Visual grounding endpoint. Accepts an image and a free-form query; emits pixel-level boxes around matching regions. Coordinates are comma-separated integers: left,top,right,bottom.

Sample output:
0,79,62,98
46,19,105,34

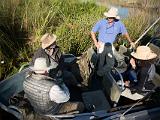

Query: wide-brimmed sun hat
131,46,157,60
41,33,57,49
104,7,120,19
30,58,54,73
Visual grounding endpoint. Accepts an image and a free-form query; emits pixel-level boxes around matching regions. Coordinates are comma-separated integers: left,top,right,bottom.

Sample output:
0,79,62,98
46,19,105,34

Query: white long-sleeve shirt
49,83,70,103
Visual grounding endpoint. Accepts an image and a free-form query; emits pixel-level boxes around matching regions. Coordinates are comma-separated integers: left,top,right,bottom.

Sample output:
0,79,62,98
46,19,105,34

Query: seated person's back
24,58,84,115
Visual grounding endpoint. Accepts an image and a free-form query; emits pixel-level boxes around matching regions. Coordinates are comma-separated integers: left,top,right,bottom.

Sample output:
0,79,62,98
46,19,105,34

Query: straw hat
30,58,54,73
104,7,120,19
131,46,157,60
41,33,57,49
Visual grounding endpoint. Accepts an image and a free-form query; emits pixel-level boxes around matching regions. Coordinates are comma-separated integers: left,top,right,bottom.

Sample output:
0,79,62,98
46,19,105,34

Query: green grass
0,0,105,79
55,2,105,55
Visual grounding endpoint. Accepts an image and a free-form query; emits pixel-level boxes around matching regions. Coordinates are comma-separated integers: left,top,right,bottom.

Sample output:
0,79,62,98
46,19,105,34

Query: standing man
91,7,134,76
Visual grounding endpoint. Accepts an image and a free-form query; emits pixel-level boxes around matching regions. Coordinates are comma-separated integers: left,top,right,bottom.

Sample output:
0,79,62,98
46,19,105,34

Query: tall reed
0,0,105,79
55,1,105,55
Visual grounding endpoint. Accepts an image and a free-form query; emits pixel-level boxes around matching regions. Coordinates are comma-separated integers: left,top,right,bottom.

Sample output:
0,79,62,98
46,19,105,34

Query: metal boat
0,39,160,120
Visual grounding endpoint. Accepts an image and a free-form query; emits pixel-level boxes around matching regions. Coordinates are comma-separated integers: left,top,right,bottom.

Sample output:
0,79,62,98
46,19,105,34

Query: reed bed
0,0,105,79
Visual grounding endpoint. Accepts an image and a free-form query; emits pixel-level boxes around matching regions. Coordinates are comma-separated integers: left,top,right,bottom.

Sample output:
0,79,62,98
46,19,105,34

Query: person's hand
130,42,135,48
95,42,100,49
130,58,136,69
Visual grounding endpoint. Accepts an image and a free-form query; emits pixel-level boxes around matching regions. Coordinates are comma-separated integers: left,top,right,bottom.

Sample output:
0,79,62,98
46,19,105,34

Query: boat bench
82,90,111,112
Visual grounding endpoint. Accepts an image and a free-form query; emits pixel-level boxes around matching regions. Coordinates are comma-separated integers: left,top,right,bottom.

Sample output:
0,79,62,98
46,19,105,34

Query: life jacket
23,74,60,114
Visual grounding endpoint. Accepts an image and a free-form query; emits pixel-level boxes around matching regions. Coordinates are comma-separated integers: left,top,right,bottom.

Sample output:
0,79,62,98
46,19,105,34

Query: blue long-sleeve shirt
91,19,127,43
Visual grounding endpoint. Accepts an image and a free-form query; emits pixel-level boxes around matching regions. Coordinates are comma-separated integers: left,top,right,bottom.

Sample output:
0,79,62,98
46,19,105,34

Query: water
96,1,129,19
96,0,160,20
108,5,129,19
80,0,129,18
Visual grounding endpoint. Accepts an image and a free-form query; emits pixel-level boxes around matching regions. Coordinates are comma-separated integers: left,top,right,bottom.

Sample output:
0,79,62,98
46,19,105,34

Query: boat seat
103,72,122,104
121,88,144,100
82,90,111,112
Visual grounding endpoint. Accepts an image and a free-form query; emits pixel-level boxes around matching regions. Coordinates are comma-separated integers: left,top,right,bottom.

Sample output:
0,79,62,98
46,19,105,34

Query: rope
120,86,157,118
134,17,160,45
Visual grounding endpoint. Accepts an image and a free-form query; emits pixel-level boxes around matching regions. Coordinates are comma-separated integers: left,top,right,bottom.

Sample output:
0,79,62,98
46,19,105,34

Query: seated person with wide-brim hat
30,33,83,88
121,46,157,100
24,58,84,115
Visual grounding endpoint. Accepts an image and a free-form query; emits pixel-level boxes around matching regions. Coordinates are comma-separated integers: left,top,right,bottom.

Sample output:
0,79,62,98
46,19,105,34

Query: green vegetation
0,0,158,79
103,0,160,8
0,0,105,79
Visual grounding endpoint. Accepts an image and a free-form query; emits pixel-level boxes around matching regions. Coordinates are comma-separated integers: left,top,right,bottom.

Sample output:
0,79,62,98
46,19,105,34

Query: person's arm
49,84,70,103
91,32,100,48
91,20,101,48
130,58,136,69
124,33,135,48
120,21,135,47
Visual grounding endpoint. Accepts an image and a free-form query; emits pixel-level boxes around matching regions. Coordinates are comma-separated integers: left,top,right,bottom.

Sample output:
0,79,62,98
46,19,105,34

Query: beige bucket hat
131,46,157,60
30,58,54,73
41,33,57,49
104,7,120,19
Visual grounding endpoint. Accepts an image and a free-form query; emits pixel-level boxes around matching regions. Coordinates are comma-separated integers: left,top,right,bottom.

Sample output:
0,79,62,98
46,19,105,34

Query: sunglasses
46,44,56,50
49,45,56,49
107,17,115,19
